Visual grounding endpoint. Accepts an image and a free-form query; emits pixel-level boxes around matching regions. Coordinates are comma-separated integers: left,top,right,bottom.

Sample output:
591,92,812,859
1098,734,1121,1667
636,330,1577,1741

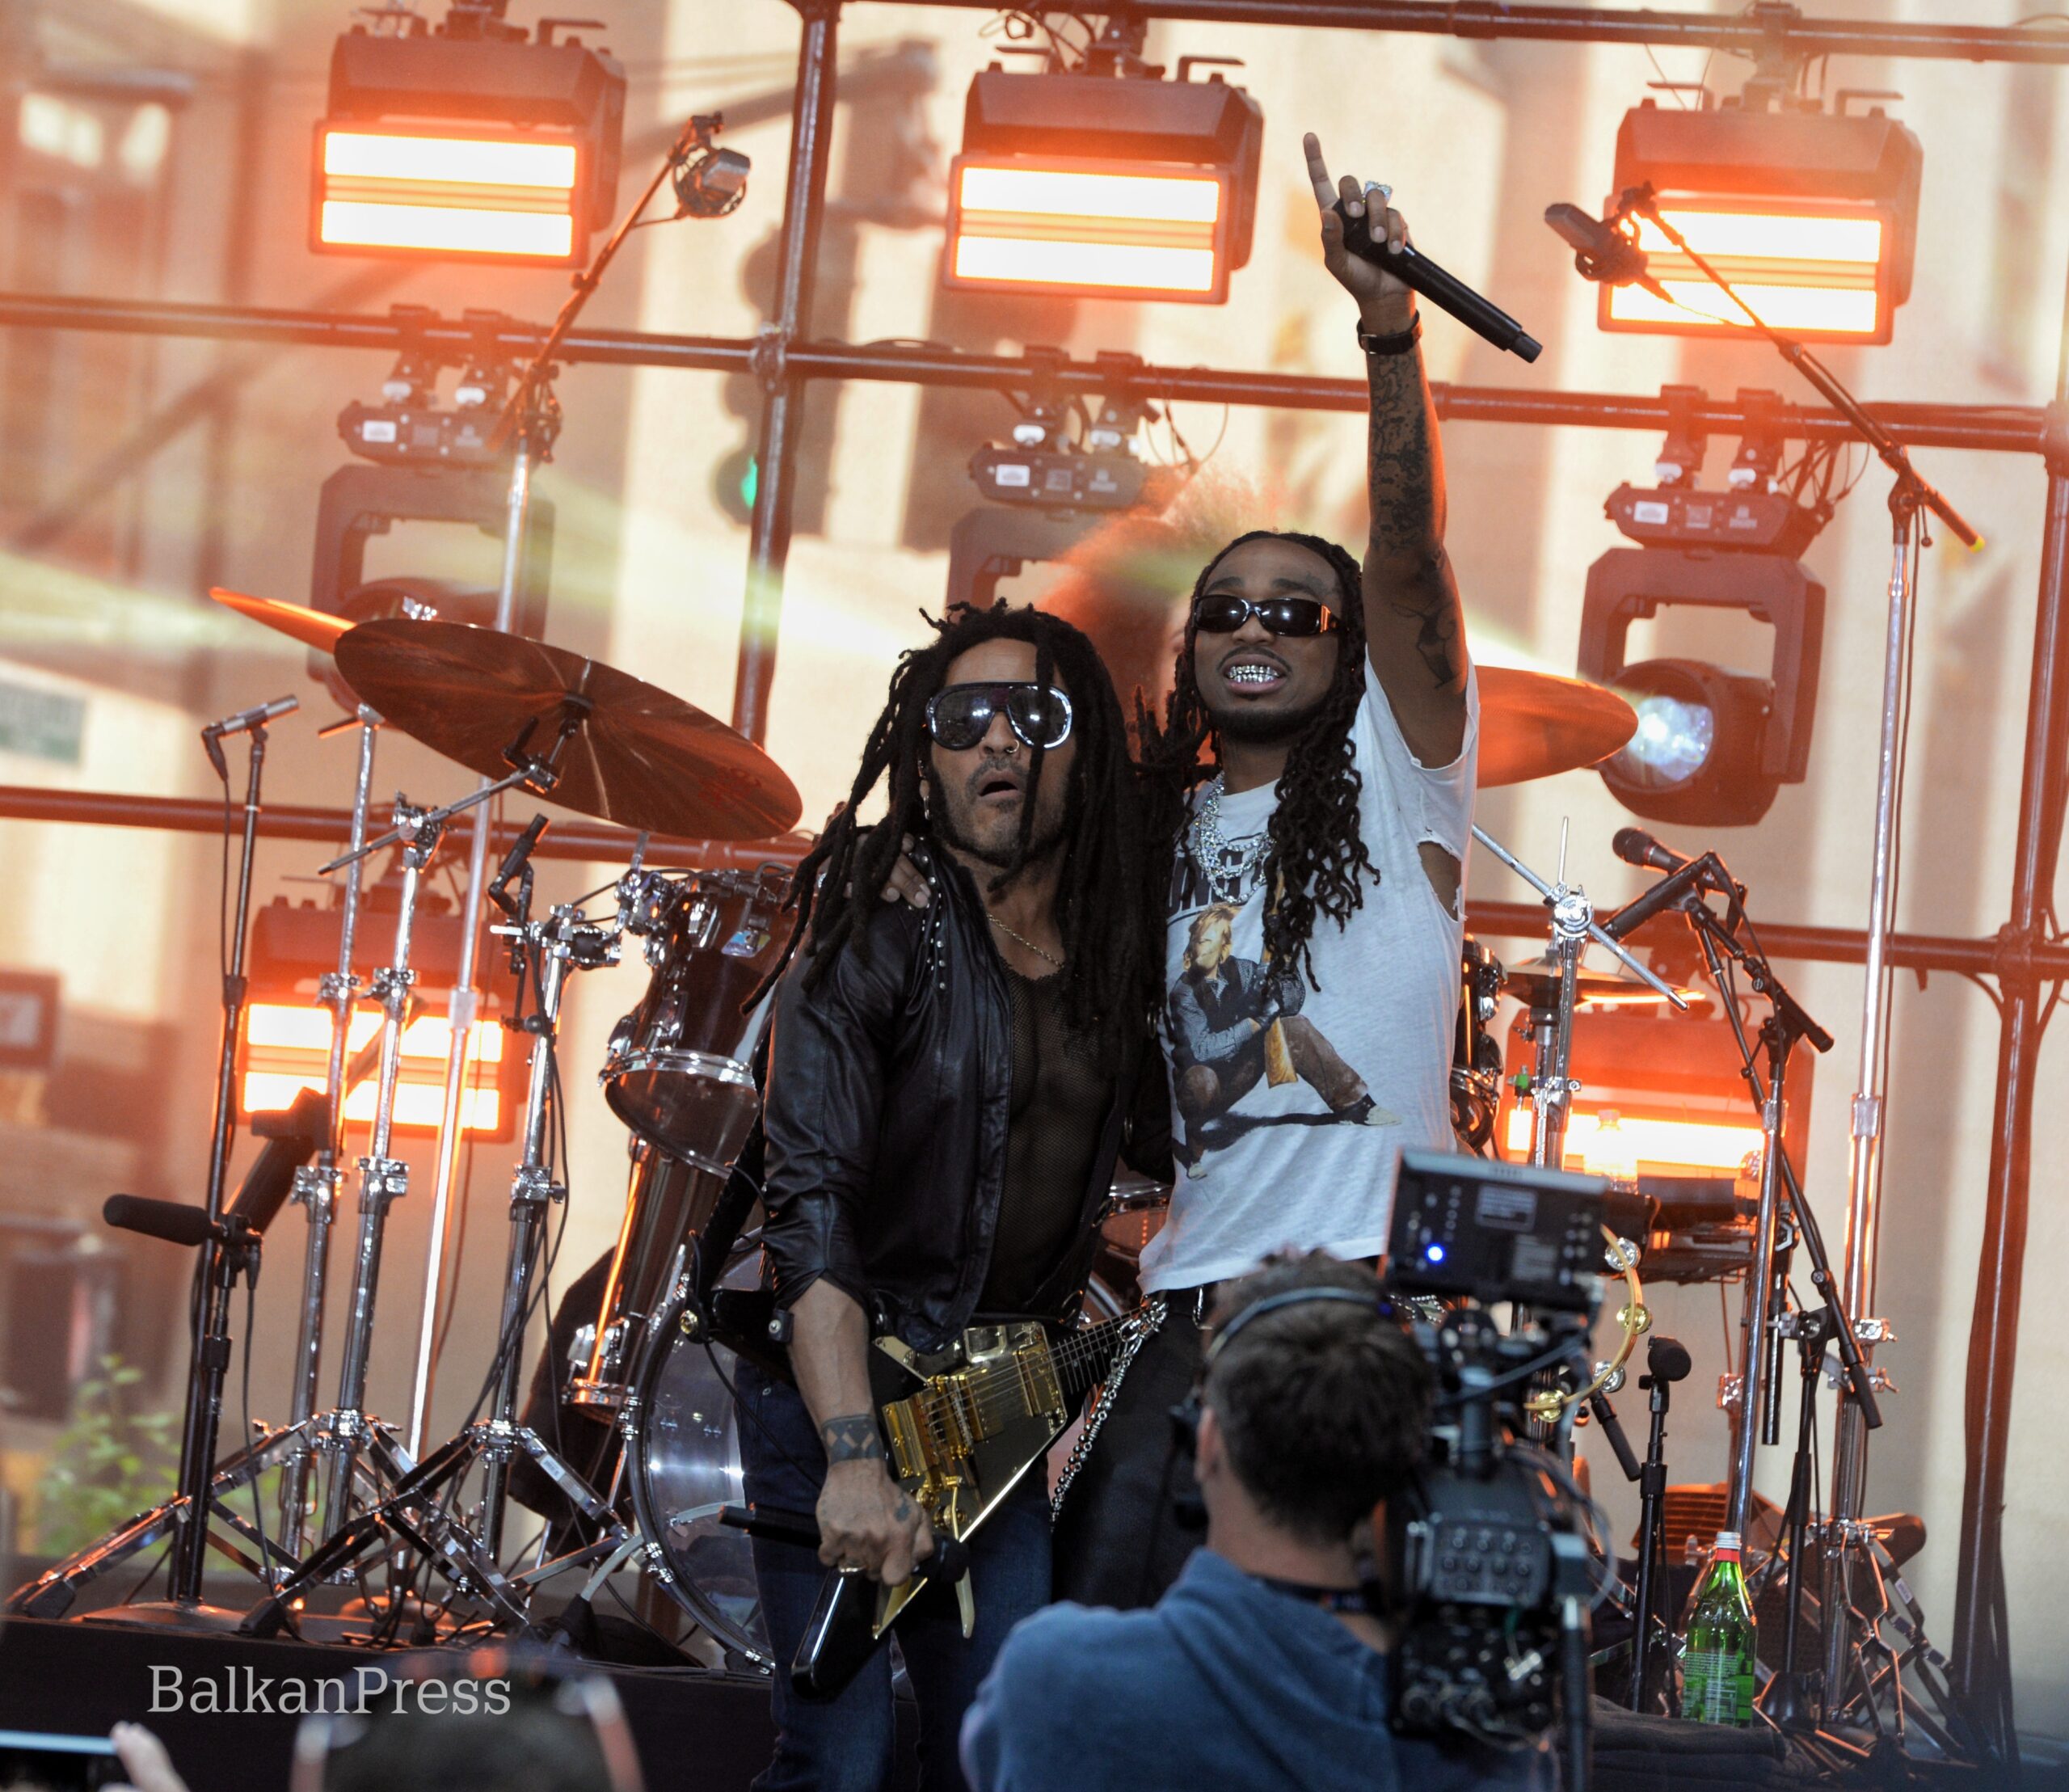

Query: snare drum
602,867,790,1174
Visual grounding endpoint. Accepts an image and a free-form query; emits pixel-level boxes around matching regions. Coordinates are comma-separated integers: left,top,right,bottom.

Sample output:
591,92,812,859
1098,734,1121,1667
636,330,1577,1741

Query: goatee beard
1209,689,1330,745
935,802,1068,875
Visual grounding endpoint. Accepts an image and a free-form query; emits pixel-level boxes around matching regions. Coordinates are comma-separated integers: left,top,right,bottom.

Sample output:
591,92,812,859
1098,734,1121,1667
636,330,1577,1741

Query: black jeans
735,1373,1053,1792
1051,1295,1208,1611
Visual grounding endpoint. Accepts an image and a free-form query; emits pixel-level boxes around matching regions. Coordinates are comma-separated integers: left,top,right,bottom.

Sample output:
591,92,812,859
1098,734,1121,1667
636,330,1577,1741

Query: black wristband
1356,314,1422,357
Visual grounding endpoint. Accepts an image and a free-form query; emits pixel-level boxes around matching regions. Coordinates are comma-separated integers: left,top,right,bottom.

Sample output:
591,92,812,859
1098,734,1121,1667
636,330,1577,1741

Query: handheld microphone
1612,827,1692,875
1543,202,1675,306
489,813,551,917
1333,200,1541,362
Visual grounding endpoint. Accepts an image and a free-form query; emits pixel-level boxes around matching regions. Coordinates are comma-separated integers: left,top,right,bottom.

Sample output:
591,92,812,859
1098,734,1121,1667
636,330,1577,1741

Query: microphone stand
1661,871,1885,1718
170,715,273,1613
1613,191,1977,1719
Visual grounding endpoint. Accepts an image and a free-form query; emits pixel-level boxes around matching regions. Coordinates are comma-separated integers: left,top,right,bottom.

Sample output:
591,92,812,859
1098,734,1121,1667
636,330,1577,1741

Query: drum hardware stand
1619,194,1980,1748
279,703,382,1557
402,111,743,1461
1468,822,1688,1167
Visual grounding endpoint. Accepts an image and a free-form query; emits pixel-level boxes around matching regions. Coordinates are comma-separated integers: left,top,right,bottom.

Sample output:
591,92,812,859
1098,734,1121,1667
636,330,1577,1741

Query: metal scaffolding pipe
0,783,807,871
9,782,2065,981
734,1,842,747
0,293,2047,454
889,0,2069,62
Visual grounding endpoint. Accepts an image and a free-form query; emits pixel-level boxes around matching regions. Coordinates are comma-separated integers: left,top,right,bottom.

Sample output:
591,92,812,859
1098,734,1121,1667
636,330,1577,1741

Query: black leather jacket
758,845,1169,1353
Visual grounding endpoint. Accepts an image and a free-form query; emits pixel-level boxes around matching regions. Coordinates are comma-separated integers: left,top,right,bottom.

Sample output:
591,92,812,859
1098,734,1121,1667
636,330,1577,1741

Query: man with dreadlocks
736,601,1167,1792
1049,136,1479,1612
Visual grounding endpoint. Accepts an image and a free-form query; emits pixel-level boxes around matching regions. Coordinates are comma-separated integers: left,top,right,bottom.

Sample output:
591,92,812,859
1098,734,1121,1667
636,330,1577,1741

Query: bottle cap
1714,1529,1742,1550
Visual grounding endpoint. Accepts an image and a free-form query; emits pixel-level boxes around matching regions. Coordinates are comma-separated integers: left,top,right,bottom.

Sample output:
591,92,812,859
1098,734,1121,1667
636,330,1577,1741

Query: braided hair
1139,529,1377,991
761,602,1161,1069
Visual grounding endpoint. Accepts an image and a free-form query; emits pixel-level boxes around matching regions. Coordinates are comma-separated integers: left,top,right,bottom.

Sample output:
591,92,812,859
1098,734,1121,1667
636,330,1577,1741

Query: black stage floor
0,1615,2029,1791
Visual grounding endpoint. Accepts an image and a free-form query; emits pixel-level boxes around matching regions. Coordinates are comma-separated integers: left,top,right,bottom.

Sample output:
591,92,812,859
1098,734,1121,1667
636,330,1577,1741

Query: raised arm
1304,133,1470,768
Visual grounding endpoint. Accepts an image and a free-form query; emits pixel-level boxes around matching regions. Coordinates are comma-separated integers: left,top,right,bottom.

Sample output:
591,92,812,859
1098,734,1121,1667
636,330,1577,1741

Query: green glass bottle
1681,1529,1757,1725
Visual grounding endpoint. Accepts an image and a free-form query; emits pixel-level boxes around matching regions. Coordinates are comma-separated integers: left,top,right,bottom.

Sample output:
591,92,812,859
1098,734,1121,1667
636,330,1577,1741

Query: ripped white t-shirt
1140,661,1478,1293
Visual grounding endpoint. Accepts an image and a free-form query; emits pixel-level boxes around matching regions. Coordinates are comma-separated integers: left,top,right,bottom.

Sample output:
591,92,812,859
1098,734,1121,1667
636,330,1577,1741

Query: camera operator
959,1252,1545,1791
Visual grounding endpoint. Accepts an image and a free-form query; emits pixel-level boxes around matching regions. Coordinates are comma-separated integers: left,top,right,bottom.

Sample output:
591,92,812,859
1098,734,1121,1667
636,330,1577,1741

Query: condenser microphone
203,694,299,740
103,1195,217,1248
1612,828,1692,875
1544,202,1675,306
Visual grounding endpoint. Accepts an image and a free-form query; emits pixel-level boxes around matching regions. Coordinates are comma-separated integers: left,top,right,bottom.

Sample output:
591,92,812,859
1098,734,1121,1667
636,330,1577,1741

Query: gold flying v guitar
791,1301,1161,1698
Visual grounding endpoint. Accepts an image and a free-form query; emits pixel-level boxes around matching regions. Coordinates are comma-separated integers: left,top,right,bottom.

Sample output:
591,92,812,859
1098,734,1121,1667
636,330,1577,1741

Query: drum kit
8,588,1705,1664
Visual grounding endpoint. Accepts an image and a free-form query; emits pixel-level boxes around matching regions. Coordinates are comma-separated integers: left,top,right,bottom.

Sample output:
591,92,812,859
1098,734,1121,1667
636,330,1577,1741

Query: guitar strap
1050,1294,1167,1517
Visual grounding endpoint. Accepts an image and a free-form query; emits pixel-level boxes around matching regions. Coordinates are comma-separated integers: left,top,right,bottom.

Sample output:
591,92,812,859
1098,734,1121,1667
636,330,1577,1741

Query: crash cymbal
1503,951,1703,1010
1479,667,1637,787
209,587,352,655
335,618,803,841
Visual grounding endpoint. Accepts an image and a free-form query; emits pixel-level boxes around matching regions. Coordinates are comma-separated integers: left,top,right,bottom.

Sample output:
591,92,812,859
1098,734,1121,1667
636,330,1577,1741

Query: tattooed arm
1304,133,1471,768
791,1279,934,1583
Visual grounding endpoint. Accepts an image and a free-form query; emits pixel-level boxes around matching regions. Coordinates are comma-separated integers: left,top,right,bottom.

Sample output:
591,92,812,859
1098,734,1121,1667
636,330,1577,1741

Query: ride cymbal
1478,667,1637,787
335,618,803,841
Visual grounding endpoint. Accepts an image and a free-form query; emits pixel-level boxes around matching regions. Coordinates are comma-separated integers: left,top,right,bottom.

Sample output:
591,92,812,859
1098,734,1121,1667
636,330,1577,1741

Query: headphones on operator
1169,1285,1400,1463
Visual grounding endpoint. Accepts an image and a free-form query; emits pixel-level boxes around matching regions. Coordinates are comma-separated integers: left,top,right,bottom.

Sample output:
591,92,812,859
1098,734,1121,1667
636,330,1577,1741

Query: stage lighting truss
1578,545,1826,829
311,7,626,267
1600,95,1922,344
945,60,1263,304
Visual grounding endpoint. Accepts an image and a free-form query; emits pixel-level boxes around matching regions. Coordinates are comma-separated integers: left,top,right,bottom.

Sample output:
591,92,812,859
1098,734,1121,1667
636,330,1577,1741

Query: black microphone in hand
1612,827,1692,875
1332,199,1541,362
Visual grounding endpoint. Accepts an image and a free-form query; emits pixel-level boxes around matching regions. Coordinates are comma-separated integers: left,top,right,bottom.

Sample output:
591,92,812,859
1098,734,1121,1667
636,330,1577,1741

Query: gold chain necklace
988,913,1064,972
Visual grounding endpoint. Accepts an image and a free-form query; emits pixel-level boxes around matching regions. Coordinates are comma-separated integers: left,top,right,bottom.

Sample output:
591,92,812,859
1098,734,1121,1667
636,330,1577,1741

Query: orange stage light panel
1600,204,1894,344
946,156,1232,302
312,124,584,265
240,1000,510,1138
1502,1108,1766,1177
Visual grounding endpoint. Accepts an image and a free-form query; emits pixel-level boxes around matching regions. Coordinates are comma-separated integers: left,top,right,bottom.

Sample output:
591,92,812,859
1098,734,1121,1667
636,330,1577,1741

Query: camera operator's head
1198,1252,1434,1551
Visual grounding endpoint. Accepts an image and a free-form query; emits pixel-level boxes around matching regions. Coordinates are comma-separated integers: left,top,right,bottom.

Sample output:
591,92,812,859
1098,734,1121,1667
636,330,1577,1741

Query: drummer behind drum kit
11,585,1726,1669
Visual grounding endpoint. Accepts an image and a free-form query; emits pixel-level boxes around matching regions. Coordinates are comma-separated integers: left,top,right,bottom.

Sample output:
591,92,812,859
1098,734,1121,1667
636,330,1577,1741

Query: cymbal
1503,951,1703,1010
335,618,803,841
209,587,352,655
1479,667,1636,787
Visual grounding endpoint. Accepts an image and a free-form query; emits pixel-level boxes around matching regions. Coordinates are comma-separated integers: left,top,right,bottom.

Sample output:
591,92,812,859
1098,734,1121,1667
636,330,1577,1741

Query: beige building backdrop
0,0,2065,1739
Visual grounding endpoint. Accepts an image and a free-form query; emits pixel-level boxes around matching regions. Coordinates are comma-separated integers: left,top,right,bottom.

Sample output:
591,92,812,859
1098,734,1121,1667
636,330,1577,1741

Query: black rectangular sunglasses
925,681,1075,752
1191,593,1342,637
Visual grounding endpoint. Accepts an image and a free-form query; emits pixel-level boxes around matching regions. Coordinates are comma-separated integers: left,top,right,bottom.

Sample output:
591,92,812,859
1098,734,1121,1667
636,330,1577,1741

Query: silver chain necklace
1191,771,1235,869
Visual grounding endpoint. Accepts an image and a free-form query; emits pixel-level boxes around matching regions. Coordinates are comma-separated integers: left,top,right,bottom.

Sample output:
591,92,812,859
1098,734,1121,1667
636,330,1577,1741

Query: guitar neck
1044,1309,1135,1398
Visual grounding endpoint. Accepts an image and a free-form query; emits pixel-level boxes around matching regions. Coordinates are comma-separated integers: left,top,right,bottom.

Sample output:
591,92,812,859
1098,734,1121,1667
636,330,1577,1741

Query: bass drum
628,1254,1125,1668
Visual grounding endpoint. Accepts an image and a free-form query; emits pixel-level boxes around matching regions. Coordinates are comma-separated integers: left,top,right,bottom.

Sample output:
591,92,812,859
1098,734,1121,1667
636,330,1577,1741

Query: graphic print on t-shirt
1166,828,1399,1177
1139,664,1476,1295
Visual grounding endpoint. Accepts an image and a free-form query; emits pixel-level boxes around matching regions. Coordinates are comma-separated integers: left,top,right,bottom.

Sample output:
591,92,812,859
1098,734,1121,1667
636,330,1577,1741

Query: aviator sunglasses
1191,593,1342,638
925,681,1075,753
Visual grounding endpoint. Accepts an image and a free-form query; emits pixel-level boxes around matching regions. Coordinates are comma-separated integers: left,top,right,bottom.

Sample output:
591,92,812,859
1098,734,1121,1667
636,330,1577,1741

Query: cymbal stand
314,796,448,1533
279,705,380,1555
1469,823,1687,1166
477,865,622,1558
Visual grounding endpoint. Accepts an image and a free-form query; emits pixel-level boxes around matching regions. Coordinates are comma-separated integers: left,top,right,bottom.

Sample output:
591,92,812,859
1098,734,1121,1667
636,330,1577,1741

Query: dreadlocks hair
756,601,1162,1069
1139,529,1377,992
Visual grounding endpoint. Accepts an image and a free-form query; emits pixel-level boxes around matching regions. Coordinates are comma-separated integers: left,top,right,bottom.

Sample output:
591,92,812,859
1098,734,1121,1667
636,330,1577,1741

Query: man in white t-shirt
1052,133,1478,1609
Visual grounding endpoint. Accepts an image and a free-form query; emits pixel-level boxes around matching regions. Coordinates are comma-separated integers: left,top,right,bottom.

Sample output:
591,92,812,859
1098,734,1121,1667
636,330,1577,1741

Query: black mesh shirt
978,964,1114,1315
